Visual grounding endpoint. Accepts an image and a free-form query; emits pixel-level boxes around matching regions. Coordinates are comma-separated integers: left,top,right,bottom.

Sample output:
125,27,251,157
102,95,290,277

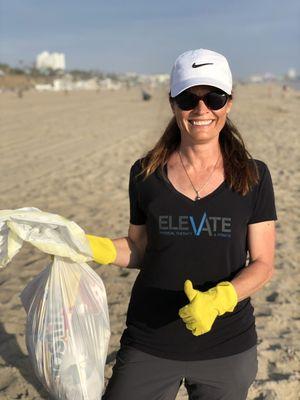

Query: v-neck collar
162,163,227,204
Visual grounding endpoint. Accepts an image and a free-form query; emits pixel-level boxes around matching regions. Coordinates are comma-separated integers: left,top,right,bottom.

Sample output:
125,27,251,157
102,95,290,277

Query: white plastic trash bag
0,207,110,400
0,207,92,265
21,257,110,400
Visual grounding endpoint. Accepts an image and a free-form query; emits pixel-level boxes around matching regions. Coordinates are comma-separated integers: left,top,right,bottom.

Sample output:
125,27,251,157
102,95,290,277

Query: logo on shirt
158,212,231,238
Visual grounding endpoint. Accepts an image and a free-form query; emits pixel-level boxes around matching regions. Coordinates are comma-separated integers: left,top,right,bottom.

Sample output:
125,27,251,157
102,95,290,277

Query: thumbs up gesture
179,280,238,336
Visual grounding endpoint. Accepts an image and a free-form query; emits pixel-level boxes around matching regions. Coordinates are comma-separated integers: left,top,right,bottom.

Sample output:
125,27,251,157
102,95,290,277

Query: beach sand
0,84,299,399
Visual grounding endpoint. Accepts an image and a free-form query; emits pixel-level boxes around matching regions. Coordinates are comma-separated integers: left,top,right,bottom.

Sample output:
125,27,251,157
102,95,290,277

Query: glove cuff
212,281,238,316
86,235,117,265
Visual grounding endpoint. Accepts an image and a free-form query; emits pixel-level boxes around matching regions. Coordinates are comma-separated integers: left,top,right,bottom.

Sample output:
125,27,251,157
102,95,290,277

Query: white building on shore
287,68,297,80
36,51,66,71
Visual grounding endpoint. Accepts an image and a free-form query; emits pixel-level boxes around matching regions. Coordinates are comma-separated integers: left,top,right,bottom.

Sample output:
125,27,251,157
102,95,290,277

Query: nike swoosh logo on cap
192,62,214,68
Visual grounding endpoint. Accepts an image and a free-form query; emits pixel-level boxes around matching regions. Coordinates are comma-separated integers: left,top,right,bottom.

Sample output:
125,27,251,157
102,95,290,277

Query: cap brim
171,77,232,97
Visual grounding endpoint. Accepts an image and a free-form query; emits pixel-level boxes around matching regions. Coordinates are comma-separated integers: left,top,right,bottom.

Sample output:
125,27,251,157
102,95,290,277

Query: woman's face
170,85,232,144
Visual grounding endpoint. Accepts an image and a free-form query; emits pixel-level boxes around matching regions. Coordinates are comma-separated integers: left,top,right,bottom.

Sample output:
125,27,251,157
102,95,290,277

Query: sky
1,0,299,78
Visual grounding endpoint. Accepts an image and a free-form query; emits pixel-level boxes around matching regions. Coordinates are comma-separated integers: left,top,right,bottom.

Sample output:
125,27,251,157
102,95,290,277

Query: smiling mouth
189,119,213,126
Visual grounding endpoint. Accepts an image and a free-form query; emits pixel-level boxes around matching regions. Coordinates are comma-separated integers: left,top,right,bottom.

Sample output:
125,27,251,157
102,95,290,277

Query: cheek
215,110,228,122
173,109,190,125
213,111,228,131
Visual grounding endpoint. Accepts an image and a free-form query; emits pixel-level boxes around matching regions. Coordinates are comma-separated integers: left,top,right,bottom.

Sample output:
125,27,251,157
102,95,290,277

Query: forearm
111,237,143,269
230,260,274,302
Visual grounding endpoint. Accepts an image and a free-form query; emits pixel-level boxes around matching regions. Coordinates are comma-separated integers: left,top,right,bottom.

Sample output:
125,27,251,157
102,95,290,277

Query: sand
0,84,299,399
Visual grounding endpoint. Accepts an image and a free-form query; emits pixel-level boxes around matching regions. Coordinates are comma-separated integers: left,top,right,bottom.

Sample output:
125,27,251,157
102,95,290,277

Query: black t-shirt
120,158,277,360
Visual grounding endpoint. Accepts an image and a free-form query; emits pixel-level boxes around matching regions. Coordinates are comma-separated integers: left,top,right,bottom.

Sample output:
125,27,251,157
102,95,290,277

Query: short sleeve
248,162,277,224
129,162,147,225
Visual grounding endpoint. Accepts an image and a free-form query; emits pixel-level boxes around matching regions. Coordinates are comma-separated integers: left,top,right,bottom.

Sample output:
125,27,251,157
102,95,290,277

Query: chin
188,129,220,142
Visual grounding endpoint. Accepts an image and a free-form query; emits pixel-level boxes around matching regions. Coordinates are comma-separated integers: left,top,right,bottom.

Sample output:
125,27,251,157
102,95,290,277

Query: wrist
210,281,238,315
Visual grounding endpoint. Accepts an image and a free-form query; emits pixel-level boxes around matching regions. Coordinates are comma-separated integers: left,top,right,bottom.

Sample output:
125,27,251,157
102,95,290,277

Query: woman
87,49,277,400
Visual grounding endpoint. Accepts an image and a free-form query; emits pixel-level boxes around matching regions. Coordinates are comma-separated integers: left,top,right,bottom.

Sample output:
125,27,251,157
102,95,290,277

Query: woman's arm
231,220,276,302
112,224,147,268
178,220,276,336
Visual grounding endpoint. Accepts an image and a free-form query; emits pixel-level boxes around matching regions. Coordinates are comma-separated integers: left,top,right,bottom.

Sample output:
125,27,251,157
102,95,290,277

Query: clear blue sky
1,0,299,78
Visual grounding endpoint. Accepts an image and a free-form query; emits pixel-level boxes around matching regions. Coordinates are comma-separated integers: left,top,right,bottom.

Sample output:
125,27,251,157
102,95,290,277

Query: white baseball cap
170,49,232,97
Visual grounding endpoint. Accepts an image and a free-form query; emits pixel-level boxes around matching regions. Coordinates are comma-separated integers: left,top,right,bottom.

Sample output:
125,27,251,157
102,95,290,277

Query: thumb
184,280,198,302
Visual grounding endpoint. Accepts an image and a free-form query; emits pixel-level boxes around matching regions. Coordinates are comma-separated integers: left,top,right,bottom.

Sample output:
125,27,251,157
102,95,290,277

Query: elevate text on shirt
158,213,231,238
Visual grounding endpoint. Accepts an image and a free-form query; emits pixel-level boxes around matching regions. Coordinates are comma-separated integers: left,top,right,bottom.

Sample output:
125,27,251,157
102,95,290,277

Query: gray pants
102,345,258,400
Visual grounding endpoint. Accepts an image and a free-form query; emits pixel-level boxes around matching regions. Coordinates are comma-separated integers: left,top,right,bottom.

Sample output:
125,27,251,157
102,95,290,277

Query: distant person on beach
17,88,23,98
87,49,277,400
282,84,289,98
142,88,152,101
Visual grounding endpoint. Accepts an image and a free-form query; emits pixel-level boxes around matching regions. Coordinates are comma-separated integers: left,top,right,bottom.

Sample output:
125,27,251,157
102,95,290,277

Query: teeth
190,120,213,126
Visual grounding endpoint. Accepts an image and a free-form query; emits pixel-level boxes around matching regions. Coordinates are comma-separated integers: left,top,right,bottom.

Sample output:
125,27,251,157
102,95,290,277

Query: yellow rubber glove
86,234,117,265
179,280,238,336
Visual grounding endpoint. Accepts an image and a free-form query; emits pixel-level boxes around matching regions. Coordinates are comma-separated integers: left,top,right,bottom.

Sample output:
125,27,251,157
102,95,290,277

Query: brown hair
138,100,259,196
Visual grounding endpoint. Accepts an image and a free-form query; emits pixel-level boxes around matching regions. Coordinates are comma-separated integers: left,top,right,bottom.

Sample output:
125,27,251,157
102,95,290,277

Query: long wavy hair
138,96,259,196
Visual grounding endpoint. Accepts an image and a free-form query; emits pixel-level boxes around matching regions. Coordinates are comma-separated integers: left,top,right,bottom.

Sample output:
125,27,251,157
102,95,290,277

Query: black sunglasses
173,89,229,111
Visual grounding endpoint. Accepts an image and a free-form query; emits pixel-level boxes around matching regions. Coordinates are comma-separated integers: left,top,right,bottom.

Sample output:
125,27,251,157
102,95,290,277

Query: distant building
98,78,122,90
36,51,66,71
287,68,296,80
263,72,276,81
153,74,170,84
249,75,263,83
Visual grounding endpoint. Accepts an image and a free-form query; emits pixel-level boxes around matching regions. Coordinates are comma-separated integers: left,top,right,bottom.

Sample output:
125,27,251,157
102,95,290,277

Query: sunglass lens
205,92,228,110
174,92,198,110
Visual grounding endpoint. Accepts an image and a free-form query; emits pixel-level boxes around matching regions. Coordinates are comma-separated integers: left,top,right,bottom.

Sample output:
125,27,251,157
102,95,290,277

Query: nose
194,99,210,113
